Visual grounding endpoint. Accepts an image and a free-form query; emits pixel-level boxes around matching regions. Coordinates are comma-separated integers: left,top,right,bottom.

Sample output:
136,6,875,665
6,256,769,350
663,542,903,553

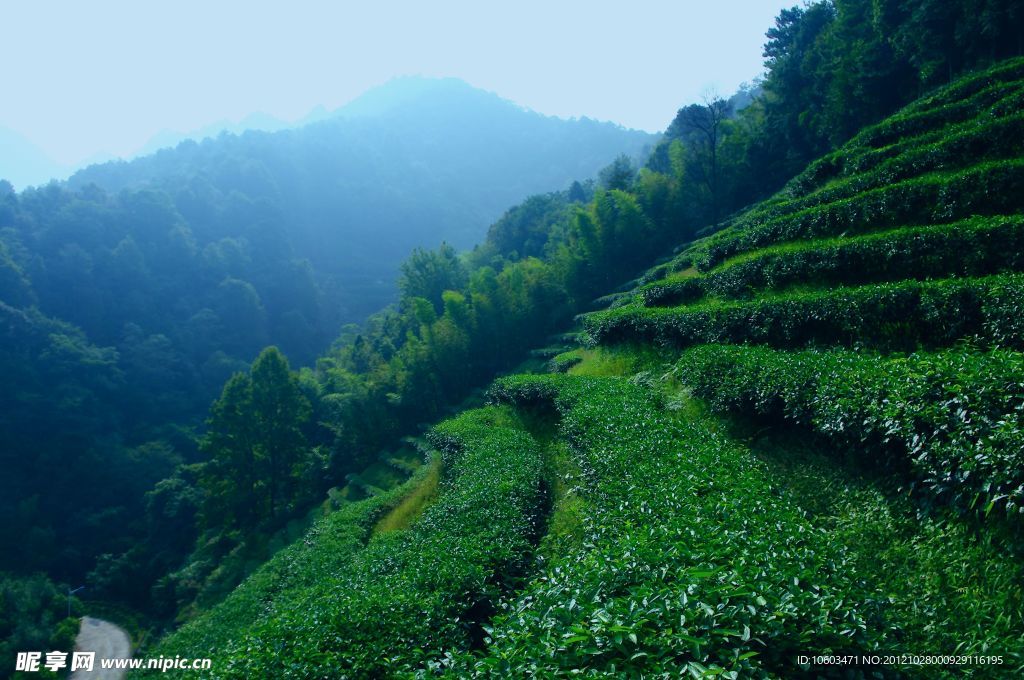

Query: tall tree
199,347,311,530
398,243,467,314
670,94,732,222
199,372,259,530
249,346,312,519
598,154,637,191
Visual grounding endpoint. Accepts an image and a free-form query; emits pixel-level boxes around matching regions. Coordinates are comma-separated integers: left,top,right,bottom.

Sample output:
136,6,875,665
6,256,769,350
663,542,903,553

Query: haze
1,0,791,168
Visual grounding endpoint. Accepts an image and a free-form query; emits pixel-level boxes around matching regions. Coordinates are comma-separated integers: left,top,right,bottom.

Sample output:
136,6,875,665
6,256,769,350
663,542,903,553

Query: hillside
141,58,1024,678
65,77,654,324
0,79,650,607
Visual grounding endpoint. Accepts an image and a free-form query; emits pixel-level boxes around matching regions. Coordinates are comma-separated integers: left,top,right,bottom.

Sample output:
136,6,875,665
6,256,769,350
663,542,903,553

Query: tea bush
471,375,878,676
588,274,1024,351
640,216,1024,306
691,159,1024,271
674,344,1024,525
146,407,544,677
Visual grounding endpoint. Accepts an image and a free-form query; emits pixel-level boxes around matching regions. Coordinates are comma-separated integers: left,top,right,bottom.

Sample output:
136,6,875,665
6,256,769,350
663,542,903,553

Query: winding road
70,616,132,680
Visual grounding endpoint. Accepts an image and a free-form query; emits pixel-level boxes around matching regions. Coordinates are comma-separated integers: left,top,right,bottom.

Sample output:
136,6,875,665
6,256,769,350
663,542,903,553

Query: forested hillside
0,78,650,635
135,1,1024,677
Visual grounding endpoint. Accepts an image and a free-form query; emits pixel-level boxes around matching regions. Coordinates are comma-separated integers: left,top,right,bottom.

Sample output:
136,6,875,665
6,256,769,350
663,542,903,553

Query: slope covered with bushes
560,56,1024,673
584,56,1024,524
140,55,1024,678
145,406,547,677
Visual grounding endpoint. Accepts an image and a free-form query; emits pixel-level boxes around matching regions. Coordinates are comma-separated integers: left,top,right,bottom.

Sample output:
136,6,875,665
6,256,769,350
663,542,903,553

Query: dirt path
70,616,132,680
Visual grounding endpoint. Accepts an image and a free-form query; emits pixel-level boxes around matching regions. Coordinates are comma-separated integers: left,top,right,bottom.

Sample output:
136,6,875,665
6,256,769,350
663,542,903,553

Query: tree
199,347,311,531
598,154,637,191
199,372,259,530
671,94,732,222
567,180,587,203
398,243,467,314
760,1,837,166
484,193,570,260
250,346,312,518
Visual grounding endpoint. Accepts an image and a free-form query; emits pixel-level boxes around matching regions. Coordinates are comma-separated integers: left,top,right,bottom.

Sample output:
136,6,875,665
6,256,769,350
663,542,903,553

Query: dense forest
4,0,1024,677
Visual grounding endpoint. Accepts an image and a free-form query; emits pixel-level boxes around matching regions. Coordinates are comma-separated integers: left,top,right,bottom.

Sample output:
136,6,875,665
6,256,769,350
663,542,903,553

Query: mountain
133,112,294,157
0,126,68,190
0,77,652,607
133,102,344,158
67,77,654,324
1,111,314,189
9,2,1022,673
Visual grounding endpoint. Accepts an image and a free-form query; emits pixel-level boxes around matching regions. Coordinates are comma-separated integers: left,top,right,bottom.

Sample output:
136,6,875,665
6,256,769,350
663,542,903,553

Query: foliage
753,0,1024,177
674,344,1024,525
640,216,1024,306
690,157,1024,271
0,84,649,610
468,374,1024,675
199,347,314,533
687,56,1024,271
0,573,80,680
142,465,429,667
149,407,545,677
475,191,581,262
788,80,1024,196
587,273,1024,352
398,243,467,314
9,1,1024,667
749,432,1024,672
597,154,637,191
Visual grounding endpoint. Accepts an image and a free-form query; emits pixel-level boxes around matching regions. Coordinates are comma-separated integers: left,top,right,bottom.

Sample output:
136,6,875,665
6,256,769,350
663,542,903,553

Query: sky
0,0,793,167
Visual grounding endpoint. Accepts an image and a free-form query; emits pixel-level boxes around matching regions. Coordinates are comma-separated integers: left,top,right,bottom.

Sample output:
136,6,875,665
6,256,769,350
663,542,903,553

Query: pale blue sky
0,0,793,166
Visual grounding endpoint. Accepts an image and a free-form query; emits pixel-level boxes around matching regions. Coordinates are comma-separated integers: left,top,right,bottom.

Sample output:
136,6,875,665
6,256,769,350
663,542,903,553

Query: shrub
193,406,545,677
144,465,431,669
641,216,1024,306
589,274,1024,352
691,159,1024,270
674,344,1024,525
472,375,882,676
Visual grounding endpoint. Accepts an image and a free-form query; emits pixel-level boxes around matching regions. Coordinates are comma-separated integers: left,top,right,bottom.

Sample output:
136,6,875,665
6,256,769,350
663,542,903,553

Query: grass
372,455,441,534
566,344,668,377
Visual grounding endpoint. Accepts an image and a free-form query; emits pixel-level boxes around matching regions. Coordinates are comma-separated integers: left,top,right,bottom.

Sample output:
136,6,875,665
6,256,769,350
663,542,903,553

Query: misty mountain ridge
132,105,341,158
130,78,518,162
65,76,655,322
2,77,648,191
1,106,333,189
139,76,647,156
4,74,653,380
0,75,652,599
0,126,68,190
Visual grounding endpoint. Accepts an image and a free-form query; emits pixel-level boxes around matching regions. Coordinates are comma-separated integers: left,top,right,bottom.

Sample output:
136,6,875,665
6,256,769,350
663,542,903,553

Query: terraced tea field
142,58,1024,678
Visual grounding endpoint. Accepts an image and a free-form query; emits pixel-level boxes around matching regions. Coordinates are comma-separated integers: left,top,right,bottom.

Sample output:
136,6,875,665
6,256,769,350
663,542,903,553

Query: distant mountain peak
0,126,68,190
335,76,520,120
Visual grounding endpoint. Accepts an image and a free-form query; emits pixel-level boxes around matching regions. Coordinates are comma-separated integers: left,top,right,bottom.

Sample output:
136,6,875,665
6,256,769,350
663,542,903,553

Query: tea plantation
569,57,1024,674
141,59,1024,677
